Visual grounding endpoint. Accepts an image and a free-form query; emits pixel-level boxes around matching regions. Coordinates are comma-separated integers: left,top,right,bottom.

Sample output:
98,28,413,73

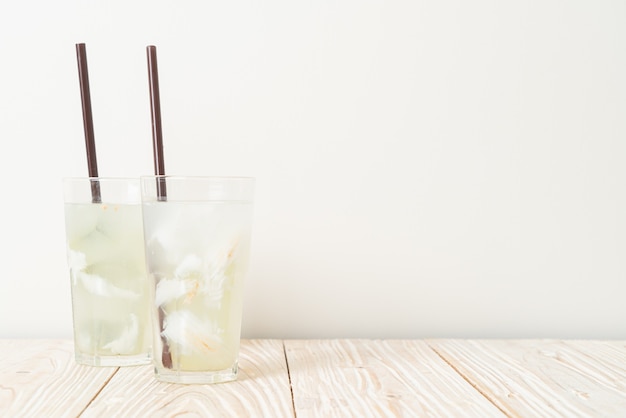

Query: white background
0,1,624,339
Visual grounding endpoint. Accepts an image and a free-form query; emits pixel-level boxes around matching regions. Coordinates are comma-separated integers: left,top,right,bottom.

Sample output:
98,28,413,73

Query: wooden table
1,339,625,417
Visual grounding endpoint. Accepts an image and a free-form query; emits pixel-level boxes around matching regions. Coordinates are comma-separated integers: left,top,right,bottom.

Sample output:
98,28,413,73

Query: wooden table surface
1,339,625,417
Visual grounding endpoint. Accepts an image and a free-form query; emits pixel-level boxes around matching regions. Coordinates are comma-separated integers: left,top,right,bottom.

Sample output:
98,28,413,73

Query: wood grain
82,339,294,417
284,339,505,417
429,339,626,418
0,339,117,418
4,339,626,417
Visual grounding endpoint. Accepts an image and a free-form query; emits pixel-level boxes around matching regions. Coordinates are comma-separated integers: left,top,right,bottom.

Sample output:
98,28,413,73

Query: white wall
1,1,624,339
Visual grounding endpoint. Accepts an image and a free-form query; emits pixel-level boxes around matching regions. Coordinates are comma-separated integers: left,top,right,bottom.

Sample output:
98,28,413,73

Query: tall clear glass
62,177,152,366
141,176,255,384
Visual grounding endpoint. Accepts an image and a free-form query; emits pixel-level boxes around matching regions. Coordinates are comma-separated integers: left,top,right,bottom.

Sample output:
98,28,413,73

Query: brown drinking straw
146,45,172,368
75,43,101,203
146,45,167,201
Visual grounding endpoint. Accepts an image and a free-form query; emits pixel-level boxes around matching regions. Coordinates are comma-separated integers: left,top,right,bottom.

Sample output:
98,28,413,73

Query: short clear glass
62,177,152,366
140,176,255,384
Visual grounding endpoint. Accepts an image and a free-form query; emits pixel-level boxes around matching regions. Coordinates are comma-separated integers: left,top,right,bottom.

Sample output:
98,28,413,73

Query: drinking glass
63,177,152,366
141,176,255,384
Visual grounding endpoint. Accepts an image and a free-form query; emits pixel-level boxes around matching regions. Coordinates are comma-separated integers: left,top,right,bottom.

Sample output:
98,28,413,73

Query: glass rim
139,175,255,181
63,176,140,182
139,175,255,202
64,176,255,181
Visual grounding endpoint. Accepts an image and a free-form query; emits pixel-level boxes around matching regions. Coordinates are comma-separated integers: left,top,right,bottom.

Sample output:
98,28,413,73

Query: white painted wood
429,339,626,418
285,339,505,417
4,339,626,417
82,339,294,417
0,339,117,417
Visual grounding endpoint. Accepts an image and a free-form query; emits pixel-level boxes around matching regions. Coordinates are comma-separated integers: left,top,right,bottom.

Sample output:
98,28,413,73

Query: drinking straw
75,43,101,203
146,45,167,200
146,45,172,368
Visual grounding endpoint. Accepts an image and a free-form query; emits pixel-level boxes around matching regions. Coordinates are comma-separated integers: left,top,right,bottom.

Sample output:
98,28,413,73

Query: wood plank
0,339,117,417
82,339,294,417
429,339,626,418
285,339,505,417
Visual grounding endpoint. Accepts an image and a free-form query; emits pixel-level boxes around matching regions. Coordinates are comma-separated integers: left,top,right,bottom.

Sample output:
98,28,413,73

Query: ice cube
161,310,221,355
155,278,198,306
175,254,204,280
102,314,139,354
204,238,240,287
77,270,140,299
67,250,87,285
154,254,206,306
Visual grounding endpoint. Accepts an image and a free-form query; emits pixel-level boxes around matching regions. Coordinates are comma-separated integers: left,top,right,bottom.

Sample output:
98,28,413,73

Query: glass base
155,362,239,384
75,351,151,367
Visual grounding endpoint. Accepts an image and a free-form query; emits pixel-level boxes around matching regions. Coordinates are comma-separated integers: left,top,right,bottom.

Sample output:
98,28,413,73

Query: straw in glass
147,44,172,368
75,43,101,203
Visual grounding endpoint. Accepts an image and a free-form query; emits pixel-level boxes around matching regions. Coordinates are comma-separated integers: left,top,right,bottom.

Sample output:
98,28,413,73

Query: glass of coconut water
141,176,255,384
62,177,152,366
